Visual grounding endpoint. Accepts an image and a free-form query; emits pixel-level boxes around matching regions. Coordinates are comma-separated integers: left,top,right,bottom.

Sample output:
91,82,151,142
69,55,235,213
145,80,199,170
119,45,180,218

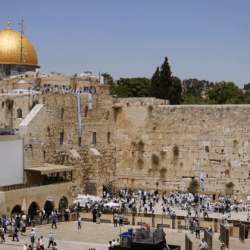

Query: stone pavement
0,220,249,250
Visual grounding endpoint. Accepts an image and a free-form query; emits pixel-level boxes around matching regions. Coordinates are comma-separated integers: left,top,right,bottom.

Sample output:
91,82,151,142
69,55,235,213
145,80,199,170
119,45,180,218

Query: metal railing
2,180,72,192
204,228,213,249
219,224,230,249
185,233,193,250
239,222,245,243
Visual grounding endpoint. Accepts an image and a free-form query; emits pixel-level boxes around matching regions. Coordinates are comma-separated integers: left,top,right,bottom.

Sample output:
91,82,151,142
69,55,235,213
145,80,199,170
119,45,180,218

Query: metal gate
204,228,213,249
239,222,245,243
185,234,193,250
219,224,230,248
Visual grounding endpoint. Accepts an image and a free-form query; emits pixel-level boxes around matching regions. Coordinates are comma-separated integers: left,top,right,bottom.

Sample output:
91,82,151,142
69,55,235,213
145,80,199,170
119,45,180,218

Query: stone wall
115,100,250,200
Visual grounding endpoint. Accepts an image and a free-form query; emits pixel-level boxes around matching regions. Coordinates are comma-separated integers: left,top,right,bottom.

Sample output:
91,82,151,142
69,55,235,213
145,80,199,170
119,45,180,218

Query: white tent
17,80,27,84
104,202,120,207
21,199,26,212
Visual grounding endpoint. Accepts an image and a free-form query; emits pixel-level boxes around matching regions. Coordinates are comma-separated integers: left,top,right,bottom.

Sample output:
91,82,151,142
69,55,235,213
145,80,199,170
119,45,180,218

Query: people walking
30,229,36,248
36,238,40,250
12,225,19,242
78,216,81,229
51,215,57,229
114,212,118,227
0,225,5,242
40,236,44,250
47,232,54,248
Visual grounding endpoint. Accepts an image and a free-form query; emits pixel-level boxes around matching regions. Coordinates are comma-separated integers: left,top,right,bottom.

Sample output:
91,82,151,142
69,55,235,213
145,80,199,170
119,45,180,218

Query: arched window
85,106,88,117
61,108,64,119
17,108,22,118
106,111,109,121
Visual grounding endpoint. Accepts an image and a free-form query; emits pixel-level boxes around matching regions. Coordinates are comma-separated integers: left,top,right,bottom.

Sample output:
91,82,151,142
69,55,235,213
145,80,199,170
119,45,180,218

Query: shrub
156,181,159,186
131,178,135,181
160,167,167,173
138,140,144,146
160,151,166,155
6,99,14,109
152,154,159,163
138,159,143,163
189,180,198,189
226,182,234,188
173,145,179,156
148,168,153,172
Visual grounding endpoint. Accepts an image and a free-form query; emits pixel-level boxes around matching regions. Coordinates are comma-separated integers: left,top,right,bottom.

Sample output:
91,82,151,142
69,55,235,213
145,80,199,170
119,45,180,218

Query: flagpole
198,162,201,230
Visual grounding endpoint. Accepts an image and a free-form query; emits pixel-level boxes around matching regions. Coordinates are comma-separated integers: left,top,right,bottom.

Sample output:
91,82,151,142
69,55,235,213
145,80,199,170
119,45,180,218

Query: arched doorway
11,205,22,215
44,200,54,215
58,196,68,212
17,108,22,118
28,202,39,218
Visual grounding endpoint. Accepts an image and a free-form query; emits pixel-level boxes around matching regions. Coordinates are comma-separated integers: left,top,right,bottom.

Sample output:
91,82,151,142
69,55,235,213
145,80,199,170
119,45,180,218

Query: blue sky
1,0,249,87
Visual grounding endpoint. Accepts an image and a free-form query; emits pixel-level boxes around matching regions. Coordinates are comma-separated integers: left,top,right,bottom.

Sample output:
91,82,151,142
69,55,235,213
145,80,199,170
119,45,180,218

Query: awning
25,164,73,175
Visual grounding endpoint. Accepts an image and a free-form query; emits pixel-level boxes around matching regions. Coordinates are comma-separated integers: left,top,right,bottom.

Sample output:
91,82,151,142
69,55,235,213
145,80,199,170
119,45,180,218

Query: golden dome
0,28,39,67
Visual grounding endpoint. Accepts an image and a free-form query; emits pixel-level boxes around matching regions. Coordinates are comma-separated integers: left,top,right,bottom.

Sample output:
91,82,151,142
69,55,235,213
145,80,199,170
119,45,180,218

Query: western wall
16,93,250,200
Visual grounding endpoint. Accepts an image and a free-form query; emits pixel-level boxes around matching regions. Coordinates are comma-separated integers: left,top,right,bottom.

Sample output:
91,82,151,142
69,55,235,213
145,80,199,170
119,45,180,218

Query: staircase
33,78,41,87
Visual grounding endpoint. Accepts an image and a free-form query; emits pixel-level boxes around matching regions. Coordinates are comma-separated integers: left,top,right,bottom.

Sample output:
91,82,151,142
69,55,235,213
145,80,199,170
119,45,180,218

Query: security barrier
239,222,245,243
185,234,192,250
204,228,213,249
219,224,230,248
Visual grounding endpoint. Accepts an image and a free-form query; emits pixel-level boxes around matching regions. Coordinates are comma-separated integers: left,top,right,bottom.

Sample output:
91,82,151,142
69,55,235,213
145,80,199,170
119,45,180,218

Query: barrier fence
219,224,230,249
239,222,245,243
185,234,192,250
204,228,213,249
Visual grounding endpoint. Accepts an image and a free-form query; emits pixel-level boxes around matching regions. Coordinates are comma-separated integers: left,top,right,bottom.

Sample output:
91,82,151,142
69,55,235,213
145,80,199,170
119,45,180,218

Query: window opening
60,132,64,145
107,132,110,144
93,132,96,144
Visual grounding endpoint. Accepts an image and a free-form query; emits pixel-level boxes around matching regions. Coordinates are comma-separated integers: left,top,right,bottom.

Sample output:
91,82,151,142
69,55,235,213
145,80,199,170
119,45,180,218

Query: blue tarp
120,231,135,238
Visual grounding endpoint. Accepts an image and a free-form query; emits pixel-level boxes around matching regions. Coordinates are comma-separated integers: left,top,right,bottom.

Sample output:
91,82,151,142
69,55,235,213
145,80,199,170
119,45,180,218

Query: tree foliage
169,77,182,104
151,57,172,100
114,78,151,98
182,81,248,105
102,73,116,95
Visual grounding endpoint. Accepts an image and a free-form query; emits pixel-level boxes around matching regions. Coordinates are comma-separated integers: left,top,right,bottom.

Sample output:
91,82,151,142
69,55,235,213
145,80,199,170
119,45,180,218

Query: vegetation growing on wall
226,182,234,188
189,180,198,189
5,99,14,110
30,100,39,111
152,154,159,163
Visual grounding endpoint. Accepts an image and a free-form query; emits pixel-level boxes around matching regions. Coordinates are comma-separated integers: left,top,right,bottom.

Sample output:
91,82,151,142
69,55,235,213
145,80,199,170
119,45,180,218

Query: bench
100,219,111,223
157,224,170,228
81,218,92,222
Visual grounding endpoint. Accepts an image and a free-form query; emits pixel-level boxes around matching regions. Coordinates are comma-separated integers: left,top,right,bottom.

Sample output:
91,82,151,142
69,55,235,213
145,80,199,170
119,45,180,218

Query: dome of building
0,28,39,67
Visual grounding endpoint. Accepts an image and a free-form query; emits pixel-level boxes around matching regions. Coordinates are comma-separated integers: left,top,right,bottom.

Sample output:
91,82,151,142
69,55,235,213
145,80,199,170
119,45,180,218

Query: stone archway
44,200,54,215
11,205,22,214
58,196,68,212
28,202,40,217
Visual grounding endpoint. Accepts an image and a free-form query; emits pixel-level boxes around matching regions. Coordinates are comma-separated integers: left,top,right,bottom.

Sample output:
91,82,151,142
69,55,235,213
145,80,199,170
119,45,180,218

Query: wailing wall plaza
1,70,250,211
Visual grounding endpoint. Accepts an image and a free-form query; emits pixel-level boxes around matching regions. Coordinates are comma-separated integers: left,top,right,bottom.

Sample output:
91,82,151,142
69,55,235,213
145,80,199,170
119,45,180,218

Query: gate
219,224,230,248
239,222,245,243
204,228,213,249
185,234,193,250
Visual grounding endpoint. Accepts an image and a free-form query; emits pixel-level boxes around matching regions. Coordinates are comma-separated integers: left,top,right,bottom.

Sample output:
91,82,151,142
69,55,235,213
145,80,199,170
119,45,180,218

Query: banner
200,170,204,191
77,93,82,138
88,93,92,109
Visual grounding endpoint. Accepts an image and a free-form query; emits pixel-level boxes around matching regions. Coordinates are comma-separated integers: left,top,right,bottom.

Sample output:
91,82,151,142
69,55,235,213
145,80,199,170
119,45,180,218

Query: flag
77,93,82,138
200,170,204,191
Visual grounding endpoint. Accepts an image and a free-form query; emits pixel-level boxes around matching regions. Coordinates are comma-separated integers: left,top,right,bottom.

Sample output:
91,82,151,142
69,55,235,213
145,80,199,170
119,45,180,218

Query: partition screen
0,140,23,186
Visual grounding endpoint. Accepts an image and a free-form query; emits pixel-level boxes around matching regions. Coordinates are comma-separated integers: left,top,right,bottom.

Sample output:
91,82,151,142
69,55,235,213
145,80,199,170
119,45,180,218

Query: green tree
151,67,160,97
169,77,182,104
206,81,244,104
153,57,172,99
115,78,151,98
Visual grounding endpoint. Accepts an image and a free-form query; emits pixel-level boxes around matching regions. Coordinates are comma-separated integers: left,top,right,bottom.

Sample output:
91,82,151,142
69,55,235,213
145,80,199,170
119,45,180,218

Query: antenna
19,18,27,73
7,16,10,29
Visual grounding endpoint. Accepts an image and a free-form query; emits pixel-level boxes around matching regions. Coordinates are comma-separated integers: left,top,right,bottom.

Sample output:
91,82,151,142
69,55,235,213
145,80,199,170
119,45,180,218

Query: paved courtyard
0,219,249,250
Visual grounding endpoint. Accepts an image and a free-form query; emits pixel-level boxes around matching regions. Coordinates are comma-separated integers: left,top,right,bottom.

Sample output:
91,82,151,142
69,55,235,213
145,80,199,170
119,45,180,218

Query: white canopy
17,80,27,84
21,199,27,212
104,202,120,207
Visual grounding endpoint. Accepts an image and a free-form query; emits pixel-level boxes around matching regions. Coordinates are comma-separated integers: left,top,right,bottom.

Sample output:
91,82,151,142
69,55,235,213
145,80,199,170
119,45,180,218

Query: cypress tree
169,77,182,104
153,57,172,99
151,66,160,97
